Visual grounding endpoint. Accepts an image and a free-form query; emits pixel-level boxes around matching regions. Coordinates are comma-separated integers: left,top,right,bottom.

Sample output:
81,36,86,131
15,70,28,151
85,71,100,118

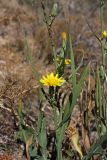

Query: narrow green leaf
24,35,39,80
83,133,107,160
38,118,47,150
37,110,43,135
60,65,89,126
69,33,76,89
97,69,103,117
56,122,68,160
16,125,34,143
72,65,89,104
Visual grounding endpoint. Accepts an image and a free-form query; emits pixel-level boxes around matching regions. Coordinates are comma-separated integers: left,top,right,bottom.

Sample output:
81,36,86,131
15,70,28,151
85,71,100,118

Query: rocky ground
0,0,107,159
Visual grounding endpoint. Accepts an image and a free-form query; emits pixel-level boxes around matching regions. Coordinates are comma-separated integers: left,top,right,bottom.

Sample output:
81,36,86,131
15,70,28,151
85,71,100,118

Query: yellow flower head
40,72,65,87
102,30,107,39
61,32,67,41
56,57,71,65
65,59,71,65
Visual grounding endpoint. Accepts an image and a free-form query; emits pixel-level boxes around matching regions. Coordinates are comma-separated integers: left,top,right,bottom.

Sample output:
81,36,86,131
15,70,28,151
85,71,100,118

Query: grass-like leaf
69,33,76,89
60,65,89,126
82,133,107,160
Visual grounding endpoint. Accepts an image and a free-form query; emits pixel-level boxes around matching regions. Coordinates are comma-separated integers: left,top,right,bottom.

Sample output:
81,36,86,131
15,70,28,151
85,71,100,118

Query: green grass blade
72,65,89,107
38,117,47,149
97,69,103,117
82,133,107,160
69,33,76,89
24,35,39,80
56,122,68,160
60,65,89,126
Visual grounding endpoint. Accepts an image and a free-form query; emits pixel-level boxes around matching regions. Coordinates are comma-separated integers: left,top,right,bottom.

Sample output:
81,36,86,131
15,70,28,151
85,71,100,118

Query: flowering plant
40,72,65,87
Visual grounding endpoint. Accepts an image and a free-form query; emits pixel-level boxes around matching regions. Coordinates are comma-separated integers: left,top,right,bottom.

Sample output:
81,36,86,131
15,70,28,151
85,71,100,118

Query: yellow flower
61,32,67,41
102,30,107,38
40,72,65,87
64,59,71,65
56,57,71,65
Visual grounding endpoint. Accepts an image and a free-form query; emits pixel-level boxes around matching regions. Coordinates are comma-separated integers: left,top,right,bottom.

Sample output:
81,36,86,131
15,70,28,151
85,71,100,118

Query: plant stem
100,0,105,66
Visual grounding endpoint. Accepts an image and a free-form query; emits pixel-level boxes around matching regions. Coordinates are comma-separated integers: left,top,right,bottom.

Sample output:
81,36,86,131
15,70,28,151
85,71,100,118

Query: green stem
57,147,62,160
100,0,105,66
40,0,57,70
100,0,104,33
